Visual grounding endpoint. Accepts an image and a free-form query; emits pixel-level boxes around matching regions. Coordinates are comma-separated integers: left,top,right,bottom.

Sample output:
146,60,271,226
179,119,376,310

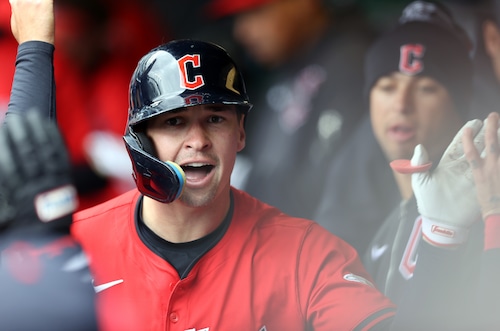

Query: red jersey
72,188,395,331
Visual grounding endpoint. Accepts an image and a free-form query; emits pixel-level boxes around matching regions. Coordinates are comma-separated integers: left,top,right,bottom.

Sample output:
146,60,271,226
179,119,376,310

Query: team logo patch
178,54,205,90
343,273,375,288
399,44,426,75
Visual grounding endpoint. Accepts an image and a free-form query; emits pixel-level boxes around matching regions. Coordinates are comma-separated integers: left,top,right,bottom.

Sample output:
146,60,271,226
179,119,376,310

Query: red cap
206,0,275,19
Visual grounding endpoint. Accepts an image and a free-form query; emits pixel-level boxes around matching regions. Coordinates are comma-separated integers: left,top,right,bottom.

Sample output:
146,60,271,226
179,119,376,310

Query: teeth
184,163,208,167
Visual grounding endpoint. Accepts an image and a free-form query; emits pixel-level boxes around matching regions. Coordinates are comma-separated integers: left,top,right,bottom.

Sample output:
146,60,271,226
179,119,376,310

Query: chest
90,243,305,331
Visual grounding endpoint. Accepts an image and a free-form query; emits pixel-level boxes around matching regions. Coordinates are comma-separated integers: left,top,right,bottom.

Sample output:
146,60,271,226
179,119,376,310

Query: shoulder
231,187,357,257
71,189,140,253
74,189,139,218
73,189,140,222
232,186,317,229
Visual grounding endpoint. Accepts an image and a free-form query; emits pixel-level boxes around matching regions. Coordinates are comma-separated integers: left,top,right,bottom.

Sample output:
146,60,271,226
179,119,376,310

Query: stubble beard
178,185,218,208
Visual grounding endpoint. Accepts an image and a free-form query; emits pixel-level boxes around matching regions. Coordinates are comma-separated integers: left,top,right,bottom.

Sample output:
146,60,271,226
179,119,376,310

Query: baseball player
71,39,398,331
0,0,97,329
359,1,500,329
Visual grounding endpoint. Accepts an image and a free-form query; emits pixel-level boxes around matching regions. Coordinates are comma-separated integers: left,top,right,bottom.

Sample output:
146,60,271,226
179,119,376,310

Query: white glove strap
35,184,78,223
421,216,470,247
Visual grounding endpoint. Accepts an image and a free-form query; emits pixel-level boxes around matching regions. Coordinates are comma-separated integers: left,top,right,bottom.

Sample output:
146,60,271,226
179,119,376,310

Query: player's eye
418,84,440,94
165,117,183,126
208,115,224,124
377,83,396,93
374,77,397,93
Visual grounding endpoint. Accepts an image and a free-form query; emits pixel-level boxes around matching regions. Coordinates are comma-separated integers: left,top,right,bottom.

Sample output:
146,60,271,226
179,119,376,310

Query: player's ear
483,19,500,59
237,113,246,152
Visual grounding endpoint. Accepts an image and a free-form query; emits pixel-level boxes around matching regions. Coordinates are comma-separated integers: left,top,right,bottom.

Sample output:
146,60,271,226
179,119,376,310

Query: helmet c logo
178,54,205,90
399,44,425,75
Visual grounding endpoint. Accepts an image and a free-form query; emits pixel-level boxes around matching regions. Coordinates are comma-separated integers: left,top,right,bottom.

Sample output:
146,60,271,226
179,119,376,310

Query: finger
411,144,429,166
462,126,482,170
441,119,484,162
484,112,500,159
390,144,432,174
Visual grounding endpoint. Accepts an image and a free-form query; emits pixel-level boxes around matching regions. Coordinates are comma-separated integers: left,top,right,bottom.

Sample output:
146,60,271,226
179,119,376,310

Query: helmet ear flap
123,132,185,203
135,131,157,156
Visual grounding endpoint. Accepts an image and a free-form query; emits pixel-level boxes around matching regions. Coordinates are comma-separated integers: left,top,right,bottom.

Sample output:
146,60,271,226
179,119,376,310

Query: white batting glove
411,119,485,247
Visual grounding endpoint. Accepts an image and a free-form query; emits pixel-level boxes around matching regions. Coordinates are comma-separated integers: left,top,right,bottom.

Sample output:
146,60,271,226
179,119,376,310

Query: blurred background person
204,0,376,220
318,2,500,329
312,0,500,257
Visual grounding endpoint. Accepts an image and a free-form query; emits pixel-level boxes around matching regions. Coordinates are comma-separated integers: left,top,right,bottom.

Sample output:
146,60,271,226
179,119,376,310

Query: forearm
474,215,500,328
394,241,470,330
386,219,500,331
6,41,55,121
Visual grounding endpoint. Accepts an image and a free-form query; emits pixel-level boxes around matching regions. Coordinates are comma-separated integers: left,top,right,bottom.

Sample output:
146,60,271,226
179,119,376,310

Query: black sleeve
385,240,500,330
0,229,98,331
6,41,55,121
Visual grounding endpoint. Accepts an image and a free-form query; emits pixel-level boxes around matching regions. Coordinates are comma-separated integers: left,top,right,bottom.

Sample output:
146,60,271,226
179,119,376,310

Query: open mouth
388,124,415,141
390,125,412,133
181,164,215,181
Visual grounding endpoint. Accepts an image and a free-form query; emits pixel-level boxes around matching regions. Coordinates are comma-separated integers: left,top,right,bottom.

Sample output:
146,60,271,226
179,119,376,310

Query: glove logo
178,54,205,90
431,224,455,238
35,184,78,223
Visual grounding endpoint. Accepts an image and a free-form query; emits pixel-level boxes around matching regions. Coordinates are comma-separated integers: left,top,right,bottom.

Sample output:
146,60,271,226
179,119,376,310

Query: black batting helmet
123,39,252,203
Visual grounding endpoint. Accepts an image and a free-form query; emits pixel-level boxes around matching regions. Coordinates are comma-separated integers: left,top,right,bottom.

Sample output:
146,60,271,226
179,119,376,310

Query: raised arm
6,0,56,121
385,113,500,330
462,111,500,329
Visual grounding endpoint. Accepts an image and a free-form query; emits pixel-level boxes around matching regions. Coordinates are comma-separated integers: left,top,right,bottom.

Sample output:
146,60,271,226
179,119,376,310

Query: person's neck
141,190,231,243
394,170,414,201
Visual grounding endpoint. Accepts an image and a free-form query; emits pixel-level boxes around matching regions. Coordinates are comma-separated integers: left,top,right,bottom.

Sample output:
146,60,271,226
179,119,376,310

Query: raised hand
407,119,485,247
9,0,54,45
463,112,500,220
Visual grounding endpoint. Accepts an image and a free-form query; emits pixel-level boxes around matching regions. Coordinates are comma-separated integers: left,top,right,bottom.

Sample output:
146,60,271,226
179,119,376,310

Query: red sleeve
298,223,396,330
484,214,500,251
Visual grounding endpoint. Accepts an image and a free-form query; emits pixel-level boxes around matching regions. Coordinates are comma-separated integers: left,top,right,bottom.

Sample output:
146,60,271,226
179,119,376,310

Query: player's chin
179,187,218,207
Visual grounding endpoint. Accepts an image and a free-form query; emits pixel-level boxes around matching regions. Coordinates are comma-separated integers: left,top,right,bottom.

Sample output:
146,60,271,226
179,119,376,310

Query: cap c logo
399,44,425,75
178,54,205,90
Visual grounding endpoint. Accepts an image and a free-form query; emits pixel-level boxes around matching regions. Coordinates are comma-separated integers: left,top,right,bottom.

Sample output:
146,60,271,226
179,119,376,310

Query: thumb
390,144,432,174
411,144,429,167
410,144,431,188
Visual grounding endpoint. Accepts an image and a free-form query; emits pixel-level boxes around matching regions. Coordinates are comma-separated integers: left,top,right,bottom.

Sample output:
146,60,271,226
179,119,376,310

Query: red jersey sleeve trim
353,307,396,331
484,214,500,251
